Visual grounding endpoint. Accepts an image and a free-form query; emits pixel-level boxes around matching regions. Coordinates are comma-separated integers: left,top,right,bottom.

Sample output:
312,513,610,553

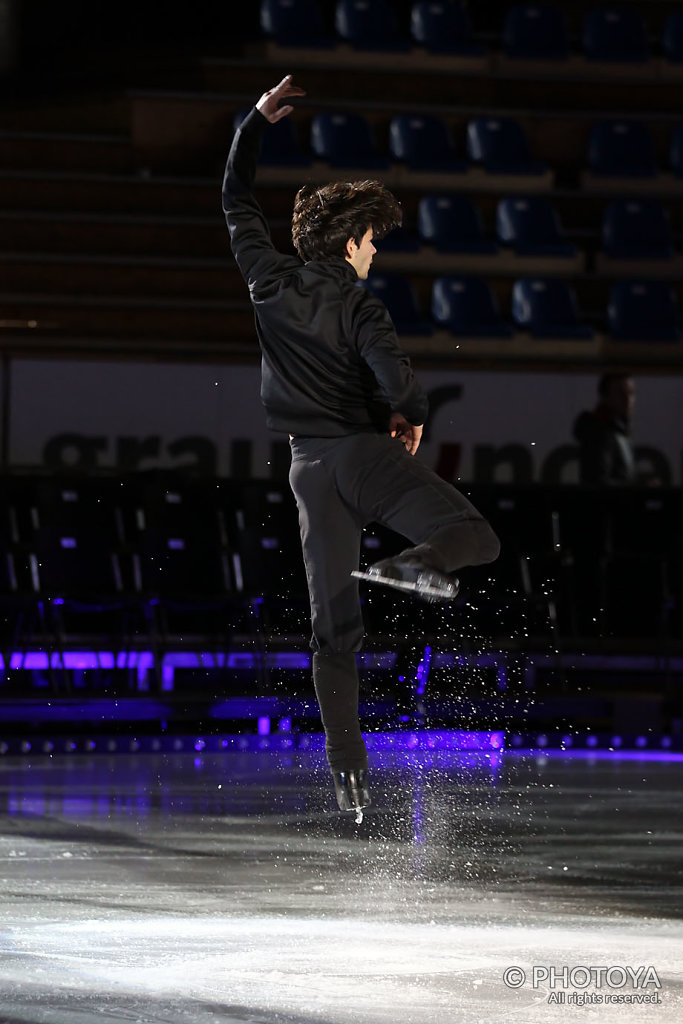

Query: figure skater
223,75,500,815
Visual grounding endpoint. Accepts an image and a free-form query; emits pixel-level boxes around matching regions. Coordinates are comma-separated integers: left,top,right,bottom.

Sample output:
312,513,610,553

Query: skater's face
345,227,376,279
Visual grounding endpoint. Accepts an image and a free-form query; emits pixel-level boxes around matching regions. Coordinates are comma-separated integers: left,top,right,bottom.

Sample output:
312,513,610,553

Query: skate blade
351,569,457,603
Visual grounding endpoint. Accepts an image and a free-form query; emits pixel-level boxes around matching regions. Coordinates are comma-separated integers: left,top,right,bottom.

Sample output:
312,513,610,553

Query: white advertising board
7,359,682,484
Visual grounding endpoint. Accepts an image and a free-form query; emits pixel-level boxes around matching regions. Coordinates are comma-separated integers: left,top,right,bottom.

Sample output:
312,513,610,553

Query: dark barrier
1,474,682,659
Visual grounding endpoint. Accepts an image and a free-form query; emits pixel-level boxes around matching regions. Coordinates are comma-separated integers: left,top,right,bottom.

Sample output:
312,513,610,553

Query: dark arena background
1,2,682,1021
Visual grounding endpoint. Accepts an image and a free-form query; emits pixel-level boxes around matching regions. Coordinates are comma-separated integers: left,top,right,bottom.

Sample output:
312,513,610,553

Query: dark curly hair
291,179,402,261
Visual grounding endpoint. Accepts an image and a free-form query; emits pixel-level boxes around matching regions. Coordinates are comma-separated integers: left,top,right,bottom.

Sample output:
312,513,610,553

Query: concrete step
1,252,246,298
0,131,134,173
0,291,253,341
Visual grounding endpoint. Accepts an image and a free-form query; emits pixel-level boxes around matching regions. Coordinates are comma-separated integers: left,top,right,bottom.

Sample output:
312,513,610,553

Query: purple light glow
415,645,432,698
11,652,48,670
162,664,174,692
0,646,517,682
257,717,271,737
509,749,683,763
364,730,505,752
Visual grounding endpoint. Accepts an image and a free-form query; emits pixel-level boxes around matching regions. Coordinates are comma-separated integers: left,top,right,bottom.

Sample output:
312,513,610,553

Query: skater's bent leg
362,438,500,573
409,520,500,574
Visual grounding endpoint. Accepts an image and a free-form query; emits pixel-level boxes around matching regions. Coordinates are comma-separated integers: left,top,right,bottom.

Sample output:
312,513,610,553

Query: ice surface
0,749,682,1023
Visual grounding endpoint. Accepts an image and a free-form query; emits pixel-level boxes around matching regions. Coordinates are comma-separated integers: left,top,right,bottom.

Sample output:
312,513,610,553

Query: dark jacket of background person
222,108,429,437
573,406,636,484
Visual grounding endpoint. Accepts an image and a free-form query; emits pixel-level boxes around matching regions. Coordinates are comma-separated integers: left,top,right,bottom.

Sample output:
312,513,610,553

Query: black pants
289,432,500,771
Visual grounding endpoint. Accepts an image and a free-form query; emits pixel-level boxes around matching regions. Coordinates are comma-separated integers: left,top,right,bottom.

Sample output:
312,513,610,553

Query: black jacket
573,406,636,484
222,107,429,436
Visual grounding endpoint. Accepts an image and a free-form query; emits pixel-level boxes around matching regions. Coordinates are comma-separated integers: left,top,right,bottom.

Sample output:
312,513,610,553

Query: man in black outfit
573,372,636,485
223,76,500,814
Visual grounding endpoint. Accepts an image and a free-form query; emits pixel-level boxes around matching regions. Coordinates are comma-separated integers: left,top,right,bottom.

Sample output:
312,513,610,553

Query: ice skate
333,769,371,821
352,554,459,603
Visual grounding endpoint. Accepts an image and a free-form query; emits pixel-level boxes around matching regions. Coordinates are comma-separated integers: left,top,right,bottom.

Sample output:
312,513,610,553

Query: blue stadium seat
587,120,658,177
669,123,683,177
260,0,334,47
378,225,420,254
310,112,389,169
410,2,485,56
583,7,649,62
233,111,310,167
363,273,433,336
663,11,683,64
496,196,576,256
503,5,569,60
389,114,466,172
432,276,514,336
512,278,594,339
467,117,547,175
417,195,497,253
602,200,674,260
608,281,680,342
335,0,412,51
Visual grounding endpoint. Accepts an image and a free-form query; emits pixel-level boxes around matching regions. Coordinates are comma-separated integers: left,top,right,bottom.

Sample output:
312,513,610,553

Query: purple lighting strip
415,645,432,697
0,649,313,690
0,730,505,758
365,729,504,752
0,648,512,691
508,748,683,763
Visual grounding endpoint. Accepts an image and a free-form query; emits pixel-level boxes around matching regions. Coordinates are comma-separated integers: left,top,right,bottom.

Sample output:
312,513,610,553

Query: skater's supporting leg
289,438,367,774
313,652,367,772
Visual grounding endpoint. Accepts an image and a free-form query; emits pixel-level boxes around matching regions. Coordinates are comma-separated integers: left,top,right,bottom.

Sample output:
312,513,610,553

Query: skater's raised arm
222,75,305,291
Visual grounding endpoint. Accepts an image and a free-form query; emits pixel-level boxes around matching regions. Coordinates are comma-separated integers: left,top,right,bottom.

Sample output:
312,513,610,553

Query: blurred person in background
574,372,637,485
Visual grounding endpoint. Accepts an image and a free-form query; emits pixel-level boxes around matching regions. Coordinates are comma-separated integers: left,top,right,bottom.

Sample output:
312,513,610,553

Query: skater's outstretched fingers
256,75,306,123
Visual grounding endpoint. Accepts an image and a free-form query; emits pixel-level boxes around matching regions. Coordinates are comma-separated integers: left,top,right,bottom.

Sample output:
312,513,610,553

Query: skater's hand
256,75,306,124
389,413,423,455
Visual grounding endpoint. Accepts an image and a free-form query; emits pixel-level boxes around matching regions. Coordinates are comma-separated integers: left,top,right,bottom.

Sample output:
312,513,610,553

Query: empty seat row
417,195,676,261
504,5,683,63
0,476,310,649
2,478,682,662
416,193,575,257
364,274,680,343
262,1,683,65
261,0,478,53
241,110,547,175
0,475,304,602
242,109,683,180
